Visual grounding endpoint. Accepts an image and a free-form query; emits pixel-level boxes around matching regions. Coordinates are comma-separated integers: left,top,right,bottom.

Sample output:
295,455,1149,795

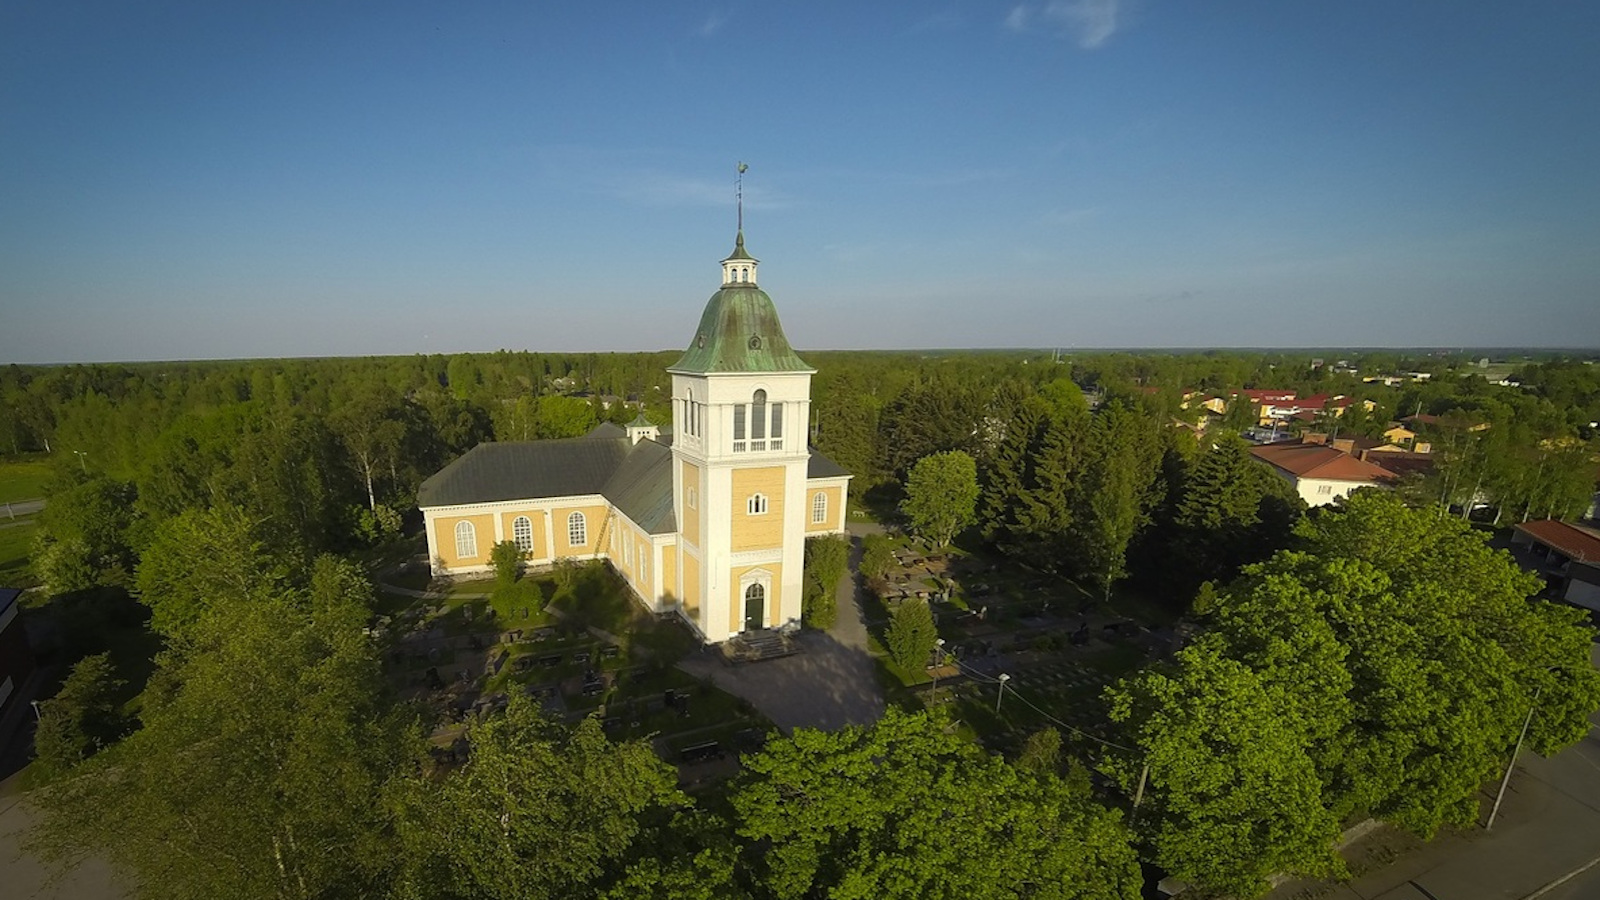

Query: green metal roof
669,285,812,374
725,230,755,261
669,284,813,375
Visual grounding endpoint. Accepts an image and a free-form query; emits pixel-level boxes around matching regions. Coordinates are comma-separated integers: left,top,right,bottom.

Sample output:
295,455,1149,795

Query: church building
417,233,851,643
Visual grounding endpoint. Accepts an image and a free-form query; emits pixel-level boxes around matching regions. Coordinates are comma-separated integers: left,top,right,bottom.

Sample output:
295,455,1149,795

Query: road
1,499,44,526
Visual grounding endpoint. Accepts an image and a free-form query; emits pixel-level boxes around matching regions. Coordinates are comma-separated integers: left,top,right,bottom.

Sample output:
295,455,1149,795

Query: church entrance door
743,583,765,632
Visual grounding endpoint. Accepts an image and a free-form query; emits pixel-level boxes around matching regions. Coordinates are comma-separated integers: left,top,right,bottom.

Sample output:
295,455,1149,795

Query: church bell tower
667,231,815,642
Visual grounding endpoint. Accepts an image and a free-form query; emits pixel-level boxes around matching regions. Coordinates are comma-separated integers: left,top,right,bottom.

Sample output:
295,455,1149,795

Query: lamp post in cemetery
995,673,1010,715
930,638,946,704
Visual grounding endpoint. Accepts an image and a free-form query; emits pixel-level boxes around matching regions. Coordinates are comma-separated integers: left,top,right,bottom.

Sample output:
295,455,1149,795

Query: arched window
567,511,587,547
751,389,767,446
686,388,696,437
812,491,828,524
747,494,768,515
512,516,533,552
454,521,477,559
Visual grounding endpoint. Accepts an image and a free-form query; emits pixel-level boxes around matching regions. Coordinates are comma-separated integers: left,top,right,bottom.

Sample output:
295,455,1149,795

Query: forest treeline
5,348,1596,590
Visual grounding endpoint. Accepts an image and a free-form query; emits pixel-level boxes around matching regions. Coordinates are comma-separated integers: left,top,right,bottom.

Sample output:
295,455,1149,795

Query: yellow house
1382,424,1416,447
419,232,851,644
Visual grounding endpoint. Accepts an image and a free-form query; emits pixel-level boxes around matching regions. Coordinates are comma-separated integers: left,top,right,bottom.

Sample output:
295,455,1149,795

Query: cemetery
864,533,1191,757
375,560,771,783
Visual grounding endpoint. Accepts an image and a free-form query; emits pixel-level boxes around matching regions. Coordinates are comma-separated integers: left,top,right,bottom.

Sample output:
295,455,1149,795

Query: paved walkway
676,526,887,734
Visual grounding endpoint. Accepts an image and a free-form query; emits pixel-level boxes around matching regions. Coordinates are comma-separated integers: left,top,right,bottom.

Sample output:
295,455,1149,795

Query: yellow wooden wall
728,562,782,634
660,551,677,607
433,513,496,568
730,466,787,552
551,503,609,557
497,510,548,560
681,461,701,548
682,552,701,618
804,485,844,534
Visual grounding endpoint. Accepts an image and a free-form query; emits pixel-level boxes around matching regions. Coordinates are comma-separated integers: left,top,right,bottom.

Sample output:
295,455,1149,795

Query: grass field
0,521,38,588
0,454,53,504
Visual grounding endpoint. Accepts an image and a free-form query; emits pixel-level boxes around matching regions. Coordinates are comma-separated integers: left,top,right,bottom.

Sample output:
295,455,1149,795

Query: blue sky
2,1,1597,363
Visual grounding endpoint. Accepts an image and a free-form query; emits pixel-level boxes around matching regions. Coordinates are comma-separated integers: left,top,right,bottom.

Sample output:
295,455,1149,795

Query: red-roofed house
1249,441,1398,507
1510,520,1600,611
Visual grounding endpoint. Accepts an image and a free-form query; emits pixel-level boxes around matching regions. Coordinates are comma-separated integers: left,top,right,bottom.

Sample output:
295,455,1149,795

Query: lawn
0,521,38,588
0,455,54,504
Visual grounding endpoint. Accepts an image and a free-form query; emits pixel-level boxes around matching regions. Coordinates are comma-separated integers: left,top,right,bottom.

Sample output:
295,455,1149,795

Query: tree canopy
731,708,1143,900
900,450,979,547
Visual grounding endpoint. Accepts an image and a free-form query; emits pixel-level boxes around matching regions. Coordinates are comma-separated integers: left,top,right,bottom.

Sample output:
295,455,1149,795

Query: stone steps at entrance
724,629,797,664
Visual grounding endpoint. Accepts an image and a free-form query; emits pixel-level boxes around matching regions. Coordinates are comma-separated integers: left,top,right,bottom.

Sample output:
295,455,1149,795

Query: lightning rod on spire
736,161,748,232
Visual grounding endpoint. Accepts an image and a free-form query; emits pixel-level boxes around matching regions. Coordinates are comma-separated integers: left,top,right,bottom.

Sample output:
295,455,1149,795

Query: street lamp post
930,638,946,704
73,449,88,473
1487,686,1542,830
995,673,1010,715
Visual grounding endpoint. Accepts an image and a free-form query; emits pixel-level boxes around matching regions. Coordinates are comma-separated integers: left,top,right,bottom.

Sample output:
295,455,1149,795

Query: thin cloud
1143,289,1202,305
1006,0,1123,49
1043,206,1098,225
696,10,728,37
912,9,964,32
606,171,789,210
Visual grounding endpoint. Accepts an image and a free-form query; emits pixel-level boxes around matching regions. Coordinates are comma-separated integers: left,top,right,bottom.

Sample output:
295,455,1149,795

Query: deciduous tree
732,708,1142,900
1105,644,1344,897
901,450,979,547
395,694,683,900
30,558,408,900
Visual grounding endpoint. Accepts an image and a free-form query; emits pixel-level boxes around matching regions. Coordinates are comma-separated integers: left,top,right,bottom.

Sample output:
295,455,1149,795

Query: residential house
1248,440,1398,507
1510,520,1600,612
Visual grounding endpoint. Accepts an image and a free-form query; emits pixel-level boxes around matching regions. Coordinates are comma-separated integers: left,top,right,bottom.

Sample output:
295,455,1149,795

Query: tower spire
736,161,748,233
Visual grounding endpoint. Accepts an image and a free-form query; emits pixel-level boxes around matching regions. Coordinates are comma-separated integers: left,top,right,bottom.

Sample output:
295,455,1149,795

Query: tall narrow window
733,404,746,452
812,491,827,524
454,521,477,559
512,516,533,552
751,390,767,441
770,401,783,449
686,389,696,437
747,494,769,515
567,511,587,547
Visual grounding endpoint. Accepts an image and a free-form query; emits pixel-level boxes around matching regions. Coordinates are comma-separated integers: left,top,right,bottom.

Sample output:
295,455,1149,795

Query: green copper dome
669,284,813,374
669,235,813,375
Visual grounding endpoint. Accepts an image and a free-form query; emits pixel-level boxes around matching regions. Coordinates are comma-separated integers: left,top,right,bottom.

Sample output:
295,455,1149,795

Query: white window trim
455,521,477,559
568,511,587,547
812,491,827,524
512,515,534,552
748,493,769,515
